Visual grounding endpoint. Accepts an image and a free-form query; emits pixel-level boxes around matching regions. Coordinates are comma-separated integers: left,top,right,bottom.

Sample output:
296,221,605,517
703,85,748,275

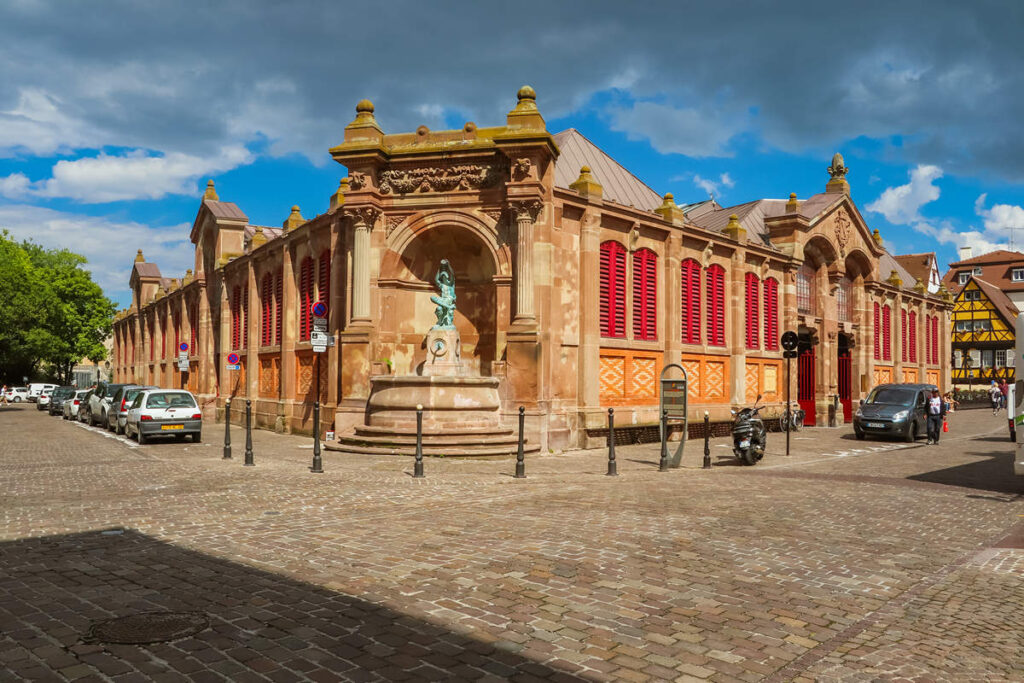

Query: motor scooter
731,393,767,465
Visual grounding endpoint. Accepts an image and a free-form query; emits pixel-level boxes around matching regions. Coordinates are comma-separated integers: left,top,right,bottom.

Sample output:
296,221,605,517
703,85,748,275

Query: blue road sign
226,353,240,365
179,342,189,352
311,301,327,318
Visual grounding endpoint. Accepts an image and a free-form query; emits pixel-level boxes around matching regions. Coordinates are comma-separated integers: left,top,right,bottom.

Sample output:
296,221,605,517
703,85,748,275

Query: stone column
347,207,379,324
578,212,601,410
511,200,542,324
665,234,683,368
247,266,258,400
729,253,747,407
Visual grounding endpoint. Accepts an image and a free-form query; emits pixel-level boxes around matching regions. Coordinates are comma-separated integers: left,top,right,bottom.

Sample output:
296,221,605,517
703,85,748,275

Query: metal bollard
310,398,323,473
606,408,618,476
514,406,526,478
702,410,712,469
243,399,254,466
223,398,232,460
413,404,424,478
659,409,669,471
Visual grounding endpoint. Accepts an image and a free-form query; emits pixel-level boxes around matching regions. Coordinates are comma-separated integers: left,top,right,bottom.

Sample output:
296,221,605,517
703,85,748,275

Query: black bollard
702,410,712,469
413,404,424,478
310,398,323,473
659,409,669,472
243,399,254,466
514,406,526,478
222,398,232,460
606,408,618,476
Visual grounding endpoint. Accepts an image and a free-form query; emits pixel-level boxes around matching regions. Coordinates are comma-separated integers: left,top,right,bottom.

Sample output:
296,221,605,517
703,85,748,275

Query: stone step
324,440,540,457
354,424,516,438
344,433,524,447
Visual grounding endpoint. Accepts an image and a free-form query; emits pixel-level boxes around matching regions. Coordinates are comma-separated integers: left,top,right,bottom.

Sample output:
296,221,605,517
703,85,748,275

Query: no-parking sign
311,301,327,318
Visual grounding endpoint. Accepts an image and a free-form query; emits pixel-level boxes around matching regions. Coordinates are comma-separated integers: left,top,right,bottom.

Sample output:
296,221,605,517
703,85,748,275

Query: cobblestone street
1,405,1021,682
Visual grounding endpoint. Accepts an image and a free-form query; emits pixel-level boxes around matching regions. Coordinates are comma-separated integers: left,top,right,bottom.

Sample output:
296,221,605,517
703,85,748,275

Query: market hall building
110,87,953,450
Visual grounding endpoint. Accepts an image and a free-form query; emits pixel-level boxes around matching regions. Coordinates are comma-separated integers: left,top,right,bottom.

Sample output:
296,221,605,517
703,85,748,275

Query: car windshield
865,387,917,406
146,393,196,409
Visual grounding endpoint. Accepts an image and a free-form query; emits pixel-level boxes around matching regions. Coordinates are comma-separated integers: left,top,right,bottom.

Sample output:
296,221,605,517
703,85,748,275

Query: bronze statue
430,259,456,329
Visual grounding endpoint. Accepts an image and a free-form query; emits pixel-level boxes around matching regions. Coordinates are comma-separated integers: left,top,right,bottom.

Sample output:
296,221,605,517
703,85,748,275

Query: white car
4,387,29,403
36,389,53,410
125,389,203,444
27,383,58,402
62,390,89,419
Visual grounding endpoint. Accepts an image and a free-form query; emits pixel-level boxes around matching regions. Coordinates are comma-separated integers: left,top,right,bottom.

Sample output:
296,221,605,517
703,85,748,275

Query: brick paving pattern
0,404,1021,681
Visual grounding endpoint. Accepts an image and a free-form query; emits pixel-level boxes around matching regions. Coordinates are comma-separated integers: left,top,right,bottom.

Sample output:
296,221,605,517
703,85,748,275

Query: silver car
62,390,89,420
108,385,154,434
125,390,202,444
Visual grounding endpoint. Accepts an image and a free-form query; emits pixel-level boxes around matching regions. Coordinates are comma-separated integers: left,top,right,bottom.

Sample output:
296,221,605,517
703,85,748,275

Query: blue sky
1,1,1023,307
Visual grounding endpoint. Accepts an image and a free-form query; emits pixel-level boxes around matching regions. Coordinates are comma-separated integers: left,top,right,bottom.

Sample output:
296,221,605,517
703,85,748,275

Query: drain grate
88,611,209,644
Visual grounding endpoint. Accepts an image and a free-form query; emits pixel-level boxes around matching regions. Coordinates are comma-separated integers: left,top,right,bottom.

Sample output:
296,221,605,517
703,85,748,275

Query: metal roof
552,129,663,211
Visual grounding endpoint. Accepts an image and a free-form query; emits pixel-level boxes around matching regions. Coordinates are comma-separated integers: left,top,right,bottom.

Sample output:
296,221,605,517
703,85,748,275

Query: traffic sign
310,331,329,345
781,330,799,351
313,317,328,331
177,361,190,372
179,342,189,353
311,301,327,318
225,364,241,370
226,352,240,365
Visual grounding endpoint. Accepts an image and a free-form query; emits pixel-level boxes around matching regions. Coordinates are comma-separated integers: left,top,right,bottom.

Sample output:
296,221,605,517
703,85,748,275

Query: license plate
161,424,184,430
866,422,885,428
739,438,750,448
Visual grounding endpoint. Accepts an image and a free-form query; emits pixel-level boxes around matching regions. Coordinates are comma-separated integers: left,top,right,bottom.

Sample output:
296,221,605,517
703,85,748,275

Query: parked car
27,383,58,402
48,386,77,415
5,386,29,403
63,390,89,420
36,388,54,410
107,385,154,434
87,383,132,428
853,383,940,442
78,389,96,423
125,390,202,444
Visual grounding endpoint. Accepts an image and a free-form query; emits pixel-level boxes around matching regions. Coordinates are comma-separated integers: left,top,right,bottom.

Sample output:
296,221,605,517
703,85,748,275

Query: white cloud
866,164,943,224
0,146,252,203
0,204,192,305
689,172,735,198
912,220,1007,257
974,193,1024,235
719,172,734,188
608,102,742,158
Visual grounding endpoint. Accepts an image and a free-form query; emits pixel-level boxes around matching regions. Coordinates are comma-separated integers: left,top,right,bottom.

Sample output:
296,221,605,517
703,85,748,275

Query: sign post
177,343,189,387
781,331,799,457
659,363,689,468
309,301,327,473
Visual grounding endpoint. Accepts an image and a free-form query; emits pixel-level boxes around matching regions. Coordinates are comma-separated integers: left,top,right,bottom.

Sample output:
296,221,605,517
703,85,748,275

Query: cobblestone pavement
0,404,1021,682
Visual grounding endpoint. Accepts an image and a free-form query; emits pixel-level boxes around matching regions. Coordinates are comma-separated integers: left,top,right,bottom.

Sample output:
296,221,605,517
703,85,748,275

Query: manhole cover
88,611,209,644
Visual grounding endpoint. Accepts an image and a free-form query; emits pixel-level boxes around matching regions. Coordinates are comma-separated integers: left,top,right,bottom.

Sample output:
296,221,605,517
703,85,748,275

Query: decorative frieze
378,162,505,194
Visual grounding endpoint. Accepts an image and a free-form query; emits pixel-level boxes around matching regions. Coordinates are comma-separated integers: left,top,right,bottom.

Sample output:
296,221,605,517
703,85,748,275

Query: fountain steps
325,437,540,458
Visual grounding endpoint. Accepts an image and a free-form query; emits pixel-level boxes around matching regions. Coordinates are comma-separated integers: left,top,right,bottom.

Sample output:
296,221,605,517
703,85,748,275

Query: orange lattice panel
704,361,726,399
599,356,625,399
631,358,656,398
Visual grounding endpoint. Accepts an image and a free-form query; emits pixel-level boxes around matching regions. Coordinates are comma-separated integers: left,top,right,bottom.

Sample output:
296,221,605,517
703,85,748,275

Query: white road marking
71,421,139,449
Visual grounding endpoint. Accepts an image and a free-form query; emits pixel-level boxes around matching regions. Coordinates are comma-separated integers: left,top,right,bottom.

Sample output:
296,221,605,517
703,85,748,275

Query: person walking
0,385,8,406
999,378,1009,410
990,380,1002,414
926,387,946,445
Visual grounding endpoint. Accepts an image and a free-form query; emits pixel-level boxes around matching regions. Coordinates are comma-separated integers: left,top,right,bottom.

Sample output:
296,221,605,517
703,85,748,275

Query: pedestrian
926,388,946,445
999,378,1009,410
0,385,8,406
943,391,959,413
990,380,1002,414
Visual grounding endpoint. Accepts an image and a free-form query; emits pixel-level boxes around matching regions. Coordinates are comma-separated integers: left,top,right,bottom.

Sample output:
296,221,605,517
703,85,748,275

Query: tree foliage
0,231,116,384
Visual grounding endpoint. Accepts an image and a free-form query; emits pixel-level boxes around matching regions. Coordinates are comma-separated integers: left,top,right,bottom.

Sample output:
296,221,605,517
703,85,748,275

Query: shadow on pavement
907,450,1024,495
0,529,588,681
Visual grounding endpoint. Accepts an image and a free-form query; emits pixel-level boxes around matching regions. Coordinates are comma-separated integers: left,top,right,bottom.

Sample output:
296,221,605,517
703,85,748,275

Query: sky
1,0,1023,307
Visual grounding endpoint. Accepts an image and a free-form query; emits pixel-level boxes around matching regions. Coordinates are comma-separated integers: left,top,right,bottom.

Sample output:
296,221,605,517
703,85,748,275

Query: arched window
763,278,779,350
836,277,851,321
796,264,815,315
299,256,315,340
600,241,627,338
706,264,725,346
882,305,892,361
873,302,881,360
680,259,701,344
261,273,274,346
745,272,760,349
901,309,908,363
632,248,657,341
909,311,917,363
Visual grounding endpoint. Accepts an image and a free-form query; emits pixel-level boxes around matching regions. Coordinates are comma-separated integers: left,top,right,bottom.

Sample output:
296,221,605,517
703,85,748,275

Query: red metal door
838,351,852,423
798,346,816,426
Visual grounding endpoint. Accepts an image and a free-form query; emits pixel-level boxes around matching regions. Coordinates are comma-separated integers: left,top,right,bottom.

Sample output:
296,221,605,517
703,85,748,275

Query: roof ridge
553,128,662,202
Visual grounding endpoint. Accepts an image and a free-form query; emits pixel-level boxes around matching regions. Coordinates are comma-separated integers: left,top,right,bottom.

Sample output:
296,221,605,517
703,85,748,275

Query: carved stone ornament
385,214,410,238
510,199,543,223
827,152,849,179
349,172,368,190
512,157,532,180
377,162,505,195
483,208,503,224
343,206,381,228
834,208,852,254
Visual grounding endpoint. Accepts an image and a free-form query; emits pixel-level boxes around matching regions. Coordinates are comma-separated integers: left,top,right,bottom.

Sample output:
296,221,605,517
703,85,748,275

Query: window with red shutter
600,241,626,338
763,278,779,350
873,302,880,360
275,270,283,345
231,286,241,350
706,265,725,346
632,248,657,340
173,310,180,357
189,300,197,353
882,305,892,361
318,249,331,305
909,311,917,363
745,273,759,349
299,257,314,340
931,316,938,364
901,309,907,362
148,317,154,361
680,259,701,344
261,273,272,346
242,284,248,350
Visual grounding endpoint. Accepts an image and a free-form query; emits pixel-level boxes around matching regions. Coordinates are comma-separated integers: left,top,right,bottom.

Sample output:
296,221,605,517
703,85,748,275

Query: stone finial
251,225,267,248
939,283,953,302
826,152,850,194
135,249,145,262
887,270,903,288
913,277,926,294
872,228,883,247
786,192,799,213
330,178,349,212
654,193,686,226
344,98,384,141
204,179,219,201
184,269,194,285
569,166,603,199
506,84,546,131
723,213,746,241
283,205,305,231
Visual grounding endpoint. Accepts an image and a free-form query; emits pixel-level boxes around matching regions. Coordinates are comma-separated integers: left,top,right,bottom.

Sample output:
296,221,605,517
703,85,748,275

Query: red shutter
261,273,271,346
901,310,907,362
873,302,880,360
707,265,725,346
924,314,930,364
763,278,778,350
632,248,656,340
909,312,917,363
231,286,240,350
883,305,892,361
931,316,939,364
300,257,314,340
189,301,197,353
745,273,759,349
318,249,331,305
275,270,283,346
600,242,626,338
681,259,701,344
242,284,248,350
149,318,154,361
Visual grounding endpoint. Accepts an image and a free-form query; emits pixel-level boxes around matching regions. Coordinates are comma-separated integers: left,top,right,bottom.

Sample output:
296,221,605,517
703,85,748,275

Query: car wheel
905,422,918,443
13,397,21,403
136,429,146,444
854,428,865,440
115,421,123,435
192,432,201,443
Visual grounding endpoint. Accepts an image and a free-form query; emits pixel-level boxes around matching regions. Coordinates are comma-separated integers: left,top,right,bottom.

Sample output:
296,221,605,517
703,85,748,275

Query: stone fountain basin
367,375,501,430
